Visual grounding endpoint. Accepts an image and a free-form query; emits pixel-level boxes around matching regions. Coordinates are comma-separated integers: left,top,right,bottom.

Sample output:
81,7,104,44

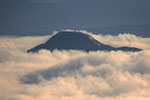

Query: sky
0,0,150,35
0,31,150,100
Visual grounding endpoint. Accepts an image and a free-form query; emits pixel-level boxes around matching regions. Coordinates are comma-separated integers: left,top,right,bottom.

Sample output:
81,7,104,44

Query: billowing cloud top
0,30,150,100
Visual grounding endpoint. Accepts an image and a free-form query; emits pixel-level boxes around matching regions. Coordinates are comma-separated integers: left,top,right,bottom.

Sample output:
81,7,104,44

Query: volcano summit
27,31,142,52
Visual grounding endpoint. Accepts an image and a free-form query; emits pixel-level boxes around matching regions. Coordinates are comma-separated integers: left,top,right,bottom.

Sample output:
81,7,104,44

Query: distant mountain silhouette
27,31,142,52
84,24,150,37
1,25,149,37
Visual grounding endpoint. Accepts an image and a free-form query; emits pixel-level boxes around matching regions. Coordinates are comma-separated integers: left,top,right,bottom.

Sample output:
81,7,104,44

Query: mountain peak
27,31,142,52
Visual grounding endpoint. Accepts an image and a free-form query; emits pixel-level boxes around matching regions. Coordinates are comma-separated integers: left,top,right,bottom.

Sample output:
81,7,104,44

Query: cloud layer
0,31,150,100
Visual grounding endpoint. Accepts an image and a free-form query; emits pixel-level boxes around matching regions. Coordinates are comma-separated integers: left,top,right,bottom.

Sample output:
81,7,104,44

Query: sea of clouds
0,30,150,100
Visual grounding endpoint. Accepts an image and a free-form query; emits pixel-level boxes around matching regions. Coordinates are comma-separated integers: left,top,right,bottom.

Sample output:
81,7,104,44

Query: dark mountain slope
27,31,142,52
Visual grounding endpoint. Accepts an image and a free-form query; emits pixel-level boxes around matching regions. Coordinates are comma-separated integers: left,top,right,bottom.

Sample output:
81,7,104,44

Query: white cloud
92,33,150,50
0,30,150,100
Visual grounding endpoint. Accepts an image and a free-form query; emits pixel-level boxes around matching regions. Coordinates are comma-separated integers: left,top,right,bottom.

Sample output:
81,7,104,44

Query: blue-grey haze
0,0,149,36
